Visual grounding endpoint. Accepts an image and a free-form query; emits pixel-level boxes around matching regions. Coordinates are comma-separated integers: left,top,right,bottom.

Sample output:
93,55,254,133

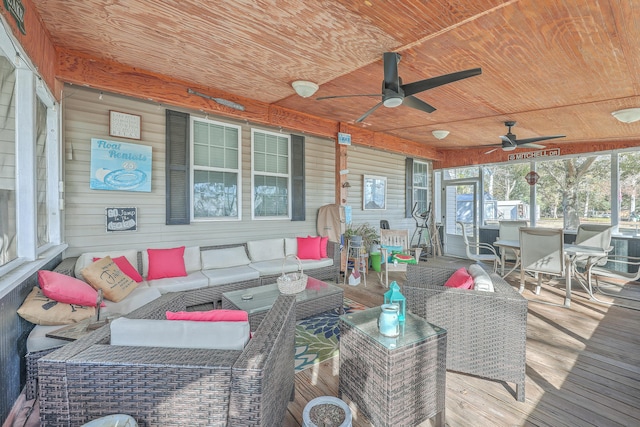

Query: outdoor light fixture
432,130,450,140
291,80,319,98
612,108,640,123
342,182,351,188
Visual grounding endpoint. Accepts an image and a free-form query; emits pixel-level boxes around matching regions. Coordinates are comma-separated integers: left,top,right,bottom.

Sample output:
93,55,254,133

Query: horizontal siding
62,87,339,256
345,145,421,234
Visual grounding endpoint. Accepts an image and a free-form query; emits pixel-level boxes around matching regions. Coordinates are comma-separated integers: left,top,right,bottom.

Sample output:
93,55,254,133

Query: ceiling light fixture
291,80,319,98
612,108,640,123
432,130,450,140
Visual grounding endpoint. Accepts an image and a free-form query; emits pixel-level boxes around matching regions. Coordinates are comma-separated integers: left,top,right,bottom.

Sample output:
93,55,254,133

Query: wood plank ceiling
29,0,640,159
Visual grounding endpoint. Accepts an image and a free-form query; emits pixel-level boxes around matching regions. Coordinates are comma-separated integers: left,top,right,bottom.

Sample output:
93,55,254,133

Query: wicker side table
339,307,447,427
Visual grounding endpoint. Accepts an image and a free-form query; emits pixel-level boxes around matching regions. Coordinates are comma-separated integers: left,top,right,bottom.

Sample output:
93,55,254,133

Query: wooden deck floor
7,257,640,427
285,257,640,427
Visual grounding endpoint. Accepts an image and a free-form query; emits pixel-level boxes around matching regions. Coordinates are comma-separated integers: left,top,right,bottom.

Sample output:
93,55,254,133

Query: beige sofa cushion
247,238,285,262
201,246,251,270
110,318,250,350
74,249,138,281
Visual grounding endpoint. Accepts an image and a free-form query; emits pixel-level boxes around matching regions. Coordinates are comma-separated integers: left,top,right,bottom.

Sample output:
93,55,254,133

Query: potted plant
344,222,380,251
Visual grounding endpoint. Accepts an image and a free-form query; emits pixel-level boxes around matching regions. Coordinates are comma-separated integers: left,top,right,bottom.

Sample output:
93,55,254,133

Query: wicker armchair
38,292,297,426
404,264,528,401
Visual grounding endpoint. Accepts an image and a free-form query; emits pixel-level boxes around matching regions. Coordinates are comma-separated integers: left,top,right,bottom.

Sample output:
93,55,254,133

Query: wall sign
106,207,137,232
90,138,152,192
508,148,560,161
109,110,142,140
338,132,351,145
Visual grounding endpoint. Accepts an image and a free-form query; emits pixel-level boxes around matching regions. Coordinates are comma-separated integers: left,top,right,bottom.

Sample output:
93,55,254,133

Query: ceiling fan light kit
292,80,319,98
612,108,640,123
432,130,450,140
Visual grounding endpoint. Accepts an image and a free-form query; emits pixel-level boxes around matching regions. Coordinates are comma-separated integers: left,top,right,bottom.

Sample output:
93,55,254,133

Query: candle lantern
384,281,406,322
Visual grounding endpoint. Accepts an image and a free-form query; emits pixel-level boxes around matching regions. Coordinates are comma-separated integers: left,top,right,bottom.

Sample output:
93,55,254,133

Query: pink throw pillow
319,236,329,258
297,236,322,260
166,309,249,322
38,270,105,307
146,246,187,280
93,256,143,283
444,267,474,289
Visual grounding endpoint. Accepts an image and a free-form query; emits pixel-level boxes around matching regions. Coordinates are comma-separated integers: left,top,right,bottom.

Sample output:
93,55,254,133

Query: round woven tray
277,255,308,294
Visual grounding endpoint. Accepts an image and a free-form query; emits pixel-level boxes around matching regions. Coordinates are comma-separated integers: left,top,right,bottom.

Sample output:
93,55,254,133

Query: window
36,97,48,245
191,118,241,220
0,55,16,265
536,155,610,230
617,151,640,235
252,129,290,219
413,160,430,215
483,163,530,225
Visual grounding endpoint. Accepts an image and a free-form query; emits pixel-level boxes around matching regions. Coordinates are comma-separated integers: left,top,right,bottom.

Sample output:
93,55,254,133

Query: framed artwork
90,138,152,192
363,175,387,210
109,110,141,140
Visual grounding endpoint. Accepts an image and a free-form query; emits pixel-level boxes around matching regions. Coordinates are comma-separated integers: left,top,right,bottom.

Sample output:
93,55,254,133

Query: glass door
443,180,478,257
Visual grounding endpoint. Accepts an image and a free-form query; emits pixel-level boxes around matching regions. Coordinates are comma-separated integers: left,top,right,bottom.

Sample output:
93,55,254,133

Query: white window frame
0,19,62,285
189,117,242,221
251,128,291,220
413,160,430,215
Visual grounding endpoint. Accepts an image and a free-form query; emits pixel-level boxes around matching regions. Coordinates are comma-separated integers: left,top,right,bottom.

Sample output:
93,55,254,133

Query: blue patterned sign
90,138,152,192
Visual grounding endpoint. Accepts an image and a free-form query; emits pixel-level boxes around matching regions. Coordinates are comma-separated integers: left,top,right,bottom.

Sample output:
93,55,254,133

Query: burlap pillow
81,256,137,302
17,286,96,325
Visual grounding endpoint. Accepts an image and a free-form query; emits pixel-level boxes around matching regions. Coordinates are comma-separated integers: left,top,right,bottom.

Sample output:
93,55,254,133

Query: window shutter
165,110,190,225
291,134,305,221
405,157,414,218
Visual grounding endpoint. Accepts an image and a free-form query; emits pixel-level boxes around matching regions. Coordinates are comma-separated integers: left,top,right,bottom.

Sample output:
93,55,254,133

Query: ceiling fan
316,52,482,123
484,121,566,154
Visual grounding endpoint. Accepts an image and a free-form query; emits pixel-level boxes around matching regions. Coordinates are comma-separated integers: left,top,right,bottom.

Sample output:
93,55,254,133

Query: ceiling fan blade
383,52,400,92
355,102,384,123
402,95,436,113
401,68,482,97
518,142,546,149
516,135,566,145
316,93,382,101
500,135,517,147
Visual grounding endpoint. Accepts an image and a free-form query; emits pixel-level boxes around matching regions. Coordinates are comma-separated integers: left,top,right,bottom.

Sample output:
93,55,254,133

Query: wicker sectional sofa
37,291,297,426
404,264,528,401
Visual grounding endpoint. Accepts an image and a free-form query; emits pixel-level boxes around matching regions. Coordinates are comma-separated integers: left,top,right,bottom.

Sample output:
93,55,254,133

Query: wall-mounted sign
525,171,539,186
508,148,560,161
4,0,26,35
106,207,137,232
109,110,142,140
90,138,152,192
338,132,351,145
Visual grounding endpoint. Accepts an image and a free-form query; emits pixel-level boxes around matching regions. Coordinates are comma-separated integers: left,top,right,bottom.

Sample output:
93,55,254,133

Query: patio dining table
493,239,608,307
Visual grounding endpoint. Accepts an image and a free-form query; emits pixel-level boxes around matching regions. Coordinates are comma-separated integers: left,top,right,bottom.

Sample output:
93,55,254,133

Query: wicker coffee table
222,277,343,330
339,307,447,427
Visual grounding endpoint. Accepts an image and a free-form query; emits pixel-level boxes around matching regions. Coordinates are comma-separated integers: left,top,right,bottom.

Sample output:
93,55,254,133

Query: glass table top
340,307,446,350
223,278,341,314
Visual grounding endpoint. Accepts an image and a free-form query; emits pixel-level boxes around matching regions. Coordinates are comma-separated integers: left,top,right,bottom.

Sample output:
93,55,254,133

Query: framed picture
109,110,141,140
363,175,387,210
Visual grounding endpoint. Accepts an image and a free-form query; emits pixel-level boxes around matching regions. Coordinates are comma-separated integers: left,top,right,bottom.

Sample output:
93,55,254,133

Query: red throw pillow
146,247,187,280
297,236,322,260
444,267,474,289
166,309,249,322
319,236,329,258
38,270,105,307
93,256,143,283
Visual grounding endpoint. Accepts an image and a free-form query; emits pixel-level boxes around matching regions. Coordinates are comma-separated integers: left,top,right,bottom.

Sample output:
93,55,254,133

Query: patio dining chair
585,255,640,308
519,227,565,297
457,221,501,273
378,229,421,288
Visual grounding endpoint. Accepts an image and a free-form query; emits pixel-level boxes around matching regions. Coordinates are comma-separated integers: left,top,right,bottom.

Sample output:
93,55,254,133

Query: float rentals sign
90,138,152,192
